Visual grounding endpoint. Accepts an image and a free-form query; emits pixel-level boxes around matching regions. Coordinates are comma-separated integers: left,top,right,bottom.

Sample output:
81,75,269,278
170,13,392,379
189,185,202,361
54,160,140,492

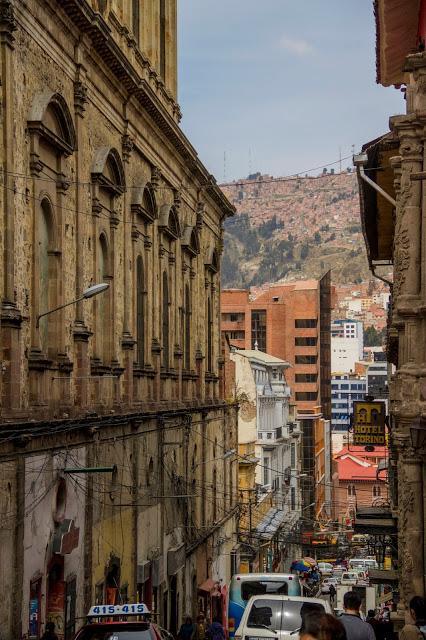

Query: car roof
246,595,325,604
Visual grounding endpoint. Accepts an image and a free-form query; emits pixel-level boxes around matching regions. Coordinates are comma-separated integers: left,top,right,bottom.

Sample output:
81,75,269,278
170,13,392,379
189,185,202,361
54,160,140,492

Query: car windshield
78,624,154,640
247,600,325,633
241,581,289,601
247,599,283,631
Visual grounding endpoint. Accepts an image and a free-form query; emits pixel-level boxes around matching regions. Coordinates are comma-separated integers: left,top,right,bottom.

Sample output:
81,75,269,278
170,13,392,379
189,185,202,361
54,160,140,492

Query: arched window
212,468,217,523
229,459,233,508
132,0,140,43
136,256,145,367
38,199,54,352
160,0,166,79
347,484,356,497
373,485,381,498
96,234,110,361
184,285,191,370
162,271,169,369
207,297,213,372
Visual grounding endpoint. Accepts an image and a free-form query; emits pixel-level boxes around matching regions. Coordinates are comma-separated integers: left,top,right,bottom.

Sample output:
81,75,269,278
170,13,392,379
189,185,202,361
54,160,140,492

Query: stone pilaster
393,431,425,602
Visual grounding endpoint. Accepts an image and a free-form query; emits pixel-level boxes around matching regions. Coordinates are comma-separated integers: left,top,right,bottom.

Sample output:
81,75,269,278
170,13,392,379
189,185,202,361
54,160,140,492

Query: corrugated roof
234,349,290,367
256,507,287,539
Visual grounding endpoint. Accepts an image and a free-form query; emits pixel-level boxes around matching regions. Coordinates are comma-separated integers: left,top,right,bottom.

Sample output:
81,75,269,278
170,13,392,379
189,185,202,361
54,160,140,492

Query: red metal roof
335,446,387,460
337,456,381,481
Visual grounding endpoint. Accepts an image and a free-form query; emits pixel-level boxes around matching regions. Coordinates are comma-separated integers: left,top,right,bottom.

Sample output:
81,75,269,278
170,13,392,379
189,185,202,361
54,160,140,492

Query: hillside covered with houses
221,170,370,287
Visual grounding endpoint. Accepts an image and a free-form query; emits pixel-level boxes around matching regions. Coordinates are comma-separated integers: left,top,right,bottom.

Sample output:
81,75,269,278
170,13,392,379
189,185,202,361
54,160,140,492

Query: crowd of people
174,592,426,640
299,593,426,640
177,614,225,640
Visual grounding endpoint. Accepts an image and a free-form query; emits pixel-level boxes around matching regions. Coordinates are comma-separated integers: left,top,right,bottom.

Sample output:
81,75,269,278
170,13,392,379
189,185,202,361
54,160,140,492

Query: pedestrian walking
177,616,195,640
329,583,336,607
340,591,376,640
400,596,426,640
365,610,380,639
206,617,225,640
300,611,347,640
41,622,58,640
194,613,209,640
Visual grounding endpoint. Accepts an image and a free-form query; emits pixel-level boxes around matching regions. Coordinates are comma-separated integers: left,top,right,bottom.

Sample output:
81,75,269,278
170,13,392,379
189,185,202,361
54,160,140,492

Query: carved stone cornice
0,0,16,47
121,332,135,350
57,0,235,218
1,300,22,328
73,320,92,343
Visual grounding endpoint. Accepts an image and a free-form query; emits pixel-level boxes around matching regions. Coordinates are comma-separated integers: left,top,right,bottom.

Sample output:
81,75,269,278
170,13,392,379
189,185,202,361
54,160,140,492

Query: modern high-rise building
331,373,367,432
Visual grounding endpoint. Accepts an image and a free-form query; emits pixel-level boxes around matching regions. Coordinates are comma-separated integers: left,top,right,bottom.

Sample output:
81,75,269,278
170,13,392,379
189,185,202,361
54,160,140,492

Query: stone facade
0,1,238,638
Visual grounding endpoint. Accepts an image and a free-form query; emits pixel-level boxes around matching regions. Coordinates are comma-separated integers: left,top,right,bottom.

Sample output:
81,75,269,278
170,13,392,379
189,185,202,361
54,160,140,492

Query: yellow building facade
0,2,238,639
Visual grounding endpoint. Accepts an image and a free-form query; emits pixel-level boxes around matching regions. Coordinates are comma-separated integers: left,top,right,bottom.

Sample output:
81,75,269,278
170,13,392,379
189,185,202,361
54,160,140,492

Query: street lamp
410,417,426,450
36,283,109,328
192,449,236,469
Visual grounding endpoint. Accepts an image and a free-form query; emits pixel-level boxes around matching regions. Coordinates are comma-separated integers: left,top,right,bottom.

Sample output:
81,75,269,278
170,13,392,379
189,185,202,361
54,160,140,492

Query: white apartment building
230,348,303,524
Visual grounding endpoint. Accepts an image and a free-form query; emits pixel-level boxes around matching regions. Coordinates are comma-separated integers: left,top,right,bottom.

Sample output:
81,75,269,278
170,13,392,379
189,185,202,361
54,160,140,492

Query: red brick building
333,446,388,525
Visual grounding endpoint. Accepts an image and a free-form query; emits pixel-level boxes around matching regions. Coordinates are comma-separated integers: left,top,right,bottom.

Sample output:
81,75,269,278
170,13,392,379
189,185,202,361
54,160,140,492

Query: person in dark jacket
206,617,225,640
41,622,58,640
340,591,375,640
177,616,195,640
366,610,380,639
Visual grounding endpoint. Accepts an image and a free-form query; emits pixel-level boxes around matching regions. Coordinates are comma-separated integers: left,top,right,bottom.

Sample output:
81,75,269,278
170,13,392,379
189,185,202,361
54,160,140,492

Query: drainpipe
353,153,396,207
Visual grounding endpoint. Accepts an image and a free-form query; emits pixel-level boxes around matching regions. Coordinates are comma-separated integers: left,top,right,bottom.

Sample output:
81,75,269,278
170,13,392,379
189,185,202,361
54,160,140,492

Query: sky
178,0,405,182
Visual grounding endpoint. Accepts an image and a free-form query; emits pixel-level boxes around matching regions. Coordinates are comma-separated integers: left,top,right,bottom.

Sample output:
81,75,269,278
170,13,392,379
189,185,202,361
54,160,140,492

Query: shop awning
255,508,287,540
198,578,216,593
356,133,398,270
368,569,399,584
353,507,397,535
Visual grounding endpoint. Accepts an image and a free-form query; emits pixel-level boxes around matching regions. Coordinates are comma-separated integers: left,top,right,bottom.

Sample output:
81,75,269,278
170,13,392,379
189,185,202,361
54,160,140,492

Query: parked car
234,594,331,640
340,571,359,586
317,562,333,576
320,578,339,594
75,603,162,640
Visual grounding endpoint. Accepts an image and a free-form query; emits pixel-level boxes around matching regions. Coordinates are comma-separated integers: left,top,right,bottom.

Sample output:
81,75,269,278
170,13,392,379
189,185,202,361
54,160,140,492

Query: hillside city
221,171,370,288
0,3,425,640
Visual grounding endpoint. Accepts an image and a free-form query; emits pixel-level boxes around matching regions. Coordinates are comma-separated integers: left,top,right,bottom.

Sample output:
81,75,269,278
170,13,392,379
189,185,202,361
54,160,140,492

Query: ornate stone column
394,431,425,602
72,62,92,409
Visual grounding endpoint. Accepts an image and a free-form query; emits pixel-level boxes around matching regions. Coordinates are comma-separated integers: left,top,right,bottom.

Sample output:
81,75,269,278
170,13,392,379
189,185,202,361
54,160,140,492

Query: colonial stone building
356,0,426,611
0,1,238,638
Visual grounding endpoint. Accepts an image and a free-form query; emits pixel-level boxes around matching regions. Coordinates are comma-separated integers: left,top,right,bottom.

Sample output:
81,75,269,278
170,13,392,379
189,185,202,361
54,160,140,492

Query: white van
349,558,378,571
317,562,333,576
234,594,331,640
340,571,359,586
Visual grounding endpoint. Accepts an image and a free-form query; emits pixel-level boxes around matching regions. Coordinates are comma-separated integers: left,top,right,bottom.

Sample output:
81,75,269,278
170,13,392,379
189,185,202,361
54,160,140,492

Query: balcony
275,426,289,441
288,422,302,437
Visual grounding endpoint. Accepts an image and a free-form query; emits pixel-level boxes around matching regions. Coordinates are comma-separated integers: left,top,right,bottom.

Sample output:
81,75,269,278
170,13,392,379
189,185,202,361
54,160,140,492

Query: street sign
352,401,386,445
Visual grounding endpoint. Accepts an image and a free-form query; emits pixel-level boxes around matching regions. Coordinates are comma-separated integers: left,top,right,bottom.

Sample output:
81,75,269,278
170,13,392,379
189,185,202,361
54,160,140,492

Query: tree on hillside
314,231,321,244
300,244,309,259
364,325,385,347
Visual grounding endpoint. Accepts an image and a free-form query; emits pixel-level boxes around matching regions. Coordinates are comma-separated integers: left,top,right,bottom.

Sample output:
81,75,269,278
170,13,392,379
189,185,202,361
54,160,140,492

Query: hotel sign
352,401,386,445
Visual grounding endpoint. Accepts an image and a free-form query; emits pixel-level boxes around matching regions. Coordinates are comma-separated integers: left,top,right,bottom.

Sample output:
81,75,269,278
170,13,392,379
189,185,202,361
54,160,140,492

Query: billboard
352,401,386,445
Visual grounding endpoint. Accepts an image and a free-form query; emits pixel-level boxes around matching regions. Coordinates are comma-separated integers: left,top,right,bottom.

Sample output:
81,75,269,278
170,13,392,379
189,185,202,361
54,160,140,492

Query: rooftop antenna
249,147,252,176
339,146,342,173
223,151,226,183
